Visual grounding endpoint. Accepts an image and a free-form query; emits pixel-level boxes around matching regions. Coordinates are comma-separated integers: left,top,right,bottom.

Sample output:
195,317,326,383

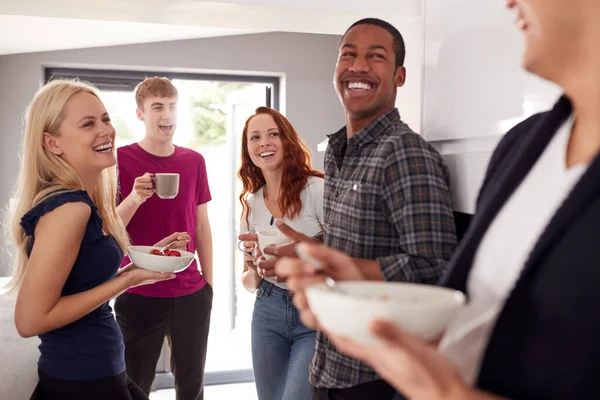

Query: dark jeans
312,379,396,400
31,369,148,400
115,284,213,400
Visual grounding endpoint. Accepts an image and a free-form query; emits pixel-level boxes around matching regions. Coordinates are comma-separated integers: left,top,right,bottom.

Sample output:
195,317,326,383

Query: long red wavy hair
238,107,324,226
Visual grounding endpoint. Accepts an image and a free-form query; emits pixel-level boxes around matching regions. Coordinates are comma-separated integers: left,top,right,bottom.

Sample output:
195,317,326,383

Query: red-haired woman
237,107,324,400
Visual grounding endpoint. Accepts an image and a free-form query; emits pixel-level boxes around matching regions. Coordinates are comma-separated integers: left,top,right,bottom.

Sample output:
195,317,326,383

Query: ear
136,108,145,121
42,132,63,156
394,66,406,88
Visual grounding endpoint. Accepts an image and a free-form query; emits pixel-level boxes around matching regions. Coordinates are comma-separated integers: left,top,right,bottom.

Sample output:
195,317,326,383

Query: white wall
0,32,344,274
394,19,423,133
423,0,561,213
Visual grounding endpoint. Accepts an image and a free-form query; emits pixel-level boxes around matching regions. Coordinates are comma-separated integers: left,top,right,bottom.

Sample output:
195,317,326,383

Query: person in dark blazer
274,0,600,399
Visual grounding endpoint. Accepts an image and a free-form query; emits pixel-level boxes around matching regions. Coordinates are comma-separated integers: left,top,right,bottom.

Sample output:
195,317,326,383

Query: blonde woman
6,79,188,399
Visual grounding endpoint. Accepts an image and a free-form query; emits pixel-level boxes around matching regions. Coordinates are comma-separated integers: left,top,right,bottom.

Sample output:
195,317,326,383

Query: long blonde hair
5,79,130,294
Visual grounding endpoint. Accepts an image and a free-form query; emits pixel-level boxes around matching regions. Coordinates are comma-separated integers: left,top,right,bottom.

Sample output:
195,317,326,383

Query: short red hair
238,107,324,225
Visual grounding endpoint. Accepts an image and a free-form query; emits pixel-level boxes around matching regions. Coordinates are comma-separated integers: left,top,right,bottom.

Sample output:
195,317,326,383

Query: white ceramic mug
257,228,292,260
152,173,180,199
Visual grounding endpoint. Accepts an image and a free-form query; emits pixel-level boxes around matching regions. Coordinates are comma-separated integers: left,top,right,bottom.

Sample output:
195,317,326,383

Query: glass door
100,78,272,389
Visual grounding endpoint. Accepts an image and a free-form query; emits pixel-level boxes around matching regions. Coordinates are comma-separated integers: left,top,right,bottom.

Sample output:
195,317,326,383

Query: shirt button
288,291,294,297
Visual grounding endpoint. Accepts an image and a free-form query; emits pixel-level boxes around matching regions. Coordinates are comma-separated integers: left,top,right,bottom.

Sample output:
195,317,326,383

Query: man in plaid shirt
255,17,457,399
310,18,457,399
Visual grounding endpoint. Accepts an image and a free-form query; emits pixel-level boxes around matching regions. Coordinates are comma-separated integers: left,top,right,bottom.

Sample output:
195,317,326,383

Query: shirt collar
327,108,401,151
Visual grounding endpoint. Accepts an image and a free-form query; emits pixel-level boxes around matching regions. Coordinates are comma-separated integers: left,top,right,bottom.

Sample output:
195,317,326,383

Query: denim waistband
256,279,293,299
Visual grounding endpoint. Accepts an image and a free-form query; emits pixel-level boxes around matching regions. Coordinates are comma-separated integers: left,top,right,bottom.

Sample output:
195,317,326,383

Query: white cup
152,173,180,199
257,228,292,260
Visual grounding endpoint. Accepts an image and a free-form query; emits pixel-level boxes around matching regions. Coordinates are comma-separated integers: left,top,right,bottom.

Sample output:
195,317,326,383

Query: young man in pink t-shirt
114,77,213,399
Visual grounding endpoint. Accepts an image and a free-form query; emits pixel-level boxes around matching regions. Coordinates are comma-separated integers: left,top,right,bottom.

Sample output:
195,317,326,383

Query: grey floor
150,382,258,400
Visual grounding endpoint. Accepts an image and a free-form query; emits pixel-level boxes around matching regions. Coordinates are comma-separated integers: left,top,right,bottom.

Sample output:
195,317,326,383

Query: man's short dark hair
342,18,406,69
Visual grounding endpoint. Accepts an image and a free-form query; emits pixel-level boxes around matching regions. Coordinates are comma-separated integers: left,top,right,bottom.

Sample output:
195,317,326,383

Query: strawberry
167,250,181,257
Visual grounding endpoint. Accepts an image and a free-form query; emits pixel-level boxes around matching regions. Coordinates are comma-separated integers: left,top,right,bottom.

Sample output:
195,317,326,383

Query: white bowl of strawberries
128,246,195,273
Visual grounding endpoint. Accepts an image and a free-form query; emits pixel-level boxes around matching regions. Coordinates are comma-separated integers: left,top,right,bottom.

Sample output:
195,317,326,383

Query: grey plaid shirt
310,108,457,389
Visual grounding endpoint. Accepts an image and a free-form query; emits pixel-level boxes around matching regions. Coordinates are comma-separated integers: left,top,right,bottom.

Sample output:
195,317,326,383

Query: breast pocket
334,181,381,232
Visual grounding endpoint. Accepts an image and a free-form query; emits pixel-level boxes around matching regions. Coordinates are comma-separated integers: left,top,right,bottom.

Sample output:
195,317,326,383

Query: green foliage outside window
187,81,253,145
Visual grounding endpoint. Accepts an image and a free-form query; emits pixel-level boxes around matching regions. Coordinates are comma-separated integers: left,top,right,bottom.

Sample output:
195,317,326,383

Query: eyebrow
341,43,389,53
77,112,108,124
250,128,279,134
150,102,165,108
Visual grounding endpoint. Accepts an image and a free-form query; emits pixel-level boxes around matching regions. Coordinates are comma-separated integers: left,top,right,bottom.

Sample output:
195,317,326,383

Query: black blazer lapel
442,96,573,293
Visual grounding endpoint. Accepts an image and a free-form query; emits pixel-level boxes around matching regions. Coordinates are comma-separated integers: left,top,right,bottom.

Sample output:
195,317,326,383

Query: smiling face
137,96,178,143
505,0,585,82
43,91,116,176
246,113,284,173
334,23,406,124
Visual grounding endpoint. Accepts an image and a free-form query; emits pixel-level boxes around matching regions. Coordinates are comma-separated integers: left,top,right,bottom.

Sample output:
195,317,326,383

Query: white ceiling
177,0,419,12
0,15,257,55
0,0,422,55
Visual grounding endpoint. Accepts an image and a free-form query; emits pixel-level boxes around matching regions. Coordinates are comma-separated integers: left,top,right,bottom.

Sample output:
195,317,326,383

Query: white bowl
128,246,195,273
306,281,466,344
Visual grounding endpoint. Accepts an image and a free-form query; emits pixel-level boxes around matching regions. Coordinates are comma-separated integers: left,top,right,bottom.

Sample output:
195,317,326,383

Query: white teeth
260,151,275,157
348,82,373,90
93,142,112,151
513,5,528,31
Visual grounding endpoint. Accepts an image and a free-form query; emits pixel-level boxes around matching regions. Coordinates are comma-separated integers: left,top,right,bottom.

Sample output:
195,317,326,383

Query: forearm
241,267,262,292
352,258,384,281
17,275,130,337
116,195,141,227
376,252,446,283
196,230,213,286
353,253,447,283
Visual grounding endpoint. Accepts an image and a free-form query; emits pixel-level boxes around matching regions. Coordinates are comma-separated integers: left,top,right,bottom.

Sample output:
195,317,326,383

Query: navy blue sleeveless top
21,190,126,381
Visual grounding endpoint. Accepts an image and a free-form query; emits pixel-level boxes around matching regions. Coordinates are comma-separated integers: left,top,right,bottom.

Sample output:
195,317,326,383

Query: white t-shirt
241,176,324,289
439,116,588,384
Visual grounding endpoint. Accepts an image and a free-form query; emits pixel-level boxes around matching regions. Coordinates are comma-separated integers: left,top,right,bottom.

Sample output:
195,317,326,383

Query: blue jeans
251,280,316,400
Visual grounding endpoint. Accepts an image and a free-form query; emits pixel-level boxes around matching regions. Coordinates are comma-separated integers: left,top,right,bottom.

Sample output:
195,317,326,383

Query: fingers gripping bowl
128,246,195,273
306,281,466,344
